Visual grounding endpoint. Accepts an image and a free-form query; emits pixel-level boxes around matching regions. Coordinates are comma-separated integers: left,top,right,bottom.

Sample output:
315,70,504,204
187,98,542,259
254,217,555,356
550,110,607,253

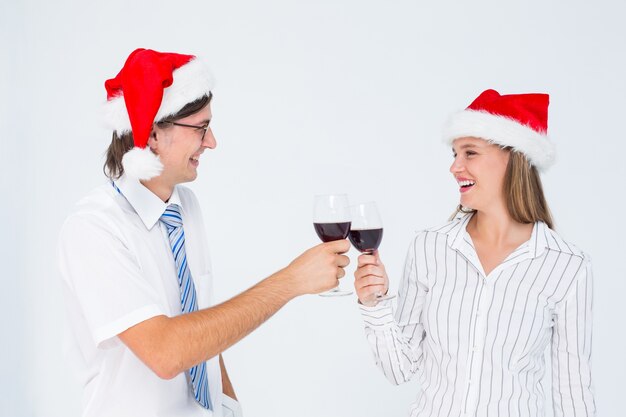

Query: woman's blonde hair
451,148,554,229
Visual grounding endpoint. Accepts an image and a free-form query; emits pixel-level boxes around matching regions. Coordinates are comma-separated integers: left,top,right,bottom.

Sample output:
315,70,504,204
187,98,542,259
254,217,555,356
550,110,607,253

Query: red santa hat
442,89,555,171
103,48,215,180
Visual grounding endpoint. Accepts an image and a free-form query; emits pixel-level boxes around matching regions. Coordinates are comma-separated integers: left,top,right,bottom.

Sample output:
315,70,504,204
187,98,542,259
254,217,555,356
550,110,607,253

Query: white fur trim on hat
442,110,555,171
103,58,215,133
122,146,164,180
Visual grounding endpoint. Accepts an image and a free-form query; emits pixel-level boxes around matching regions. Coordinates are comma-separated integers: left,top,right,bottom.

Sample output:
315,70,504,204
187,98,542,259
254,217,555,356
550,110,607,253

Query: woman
354,90,595,417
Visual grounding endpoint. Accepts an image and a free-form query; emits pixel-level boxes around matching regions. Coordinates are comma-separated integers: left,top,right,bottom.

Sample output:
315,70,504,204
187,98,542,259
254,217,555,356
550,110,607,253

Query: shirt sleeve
359,232,429,385
58,213,165,348
551,254,596,417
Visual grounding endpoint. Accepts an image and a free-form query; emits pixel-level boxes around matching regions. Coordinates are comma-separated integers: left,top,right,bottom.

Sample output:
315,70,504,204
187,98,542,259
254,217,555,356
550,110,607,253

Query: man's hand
354,251,389,307
282,239,351,296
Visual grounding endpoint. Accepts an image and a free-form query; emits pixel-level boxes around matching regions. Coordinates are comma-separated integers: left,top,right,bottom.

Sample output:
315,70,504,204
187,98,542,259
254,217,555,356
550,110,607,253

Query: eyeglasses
160,121,210,141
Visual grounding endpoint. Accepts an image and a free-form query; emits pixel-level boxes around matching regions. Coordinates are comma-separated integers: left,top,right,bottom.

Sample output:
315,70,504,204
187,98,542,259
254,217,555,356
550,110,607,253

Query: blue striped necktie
159,204,212,410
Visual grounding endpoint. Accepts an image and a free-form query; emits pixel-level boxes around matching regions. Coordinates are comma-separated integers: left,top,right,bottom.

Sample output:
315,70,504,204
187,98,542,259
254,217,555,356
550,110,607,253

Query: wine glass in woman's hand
350,202,395,302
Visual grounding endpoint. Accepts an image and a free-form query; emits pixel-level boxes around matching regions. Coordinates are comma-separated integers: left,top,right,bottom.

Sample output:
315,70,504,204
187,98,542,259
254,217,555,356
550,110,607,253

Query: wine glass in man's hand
313,194,353,297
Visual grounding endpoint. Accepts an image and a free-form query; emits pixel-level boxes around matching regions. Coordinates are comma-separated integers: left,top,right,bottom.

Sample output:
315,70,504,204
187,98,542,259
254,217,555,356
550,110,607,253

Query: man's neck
141,178,174,203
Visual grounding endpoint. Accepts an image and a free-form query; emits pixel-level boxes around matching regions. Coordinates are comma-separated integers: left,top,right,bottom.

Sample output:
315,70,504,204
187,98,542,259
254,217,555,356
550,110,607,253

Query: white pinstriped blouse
360,213,595,417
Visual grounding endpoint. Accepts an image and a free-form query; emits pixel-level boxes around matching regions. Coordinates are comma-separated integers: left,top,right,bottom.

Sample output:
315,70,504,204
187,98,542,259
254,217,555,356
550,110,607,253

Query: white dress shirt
360,213,595,417
58,175,237,417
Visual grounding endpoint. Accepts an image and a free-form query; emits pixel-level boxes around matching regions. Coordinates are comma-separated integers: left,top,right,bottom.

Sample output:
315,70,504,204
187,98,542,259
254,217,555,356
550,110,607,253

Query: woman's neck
468,208,533,248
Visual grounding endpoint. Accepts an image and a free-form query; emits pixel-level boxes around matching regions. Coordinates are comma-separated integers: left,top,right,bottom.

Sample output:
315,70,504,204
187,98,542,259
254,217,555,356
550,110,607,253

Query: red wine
349,228,383,253
313,222,351,242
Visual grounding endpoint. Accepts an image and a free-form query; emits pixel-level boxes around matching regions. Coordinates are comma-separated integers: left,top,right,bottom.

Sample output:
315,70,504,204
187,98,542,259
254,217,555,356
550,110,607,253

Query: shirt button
472,346,479,351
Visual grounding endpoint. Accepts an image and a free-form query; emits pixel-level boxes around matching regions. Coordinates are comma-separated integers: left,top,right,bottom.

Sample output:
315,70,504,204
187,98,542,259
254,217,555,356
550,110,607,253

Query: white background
2,1,625,416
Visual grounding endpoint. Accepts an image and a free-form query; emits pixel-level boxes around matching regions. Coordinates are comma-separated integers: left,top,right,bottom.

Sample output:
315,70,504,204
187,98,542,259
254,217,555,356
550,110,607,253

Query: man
58,48,350,417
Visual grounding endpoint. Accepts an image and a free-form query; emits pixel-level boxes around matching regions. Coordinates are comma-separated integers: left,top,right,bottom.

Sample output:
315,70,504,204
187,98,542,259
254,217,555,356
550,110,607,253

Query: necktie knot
160,204,183,229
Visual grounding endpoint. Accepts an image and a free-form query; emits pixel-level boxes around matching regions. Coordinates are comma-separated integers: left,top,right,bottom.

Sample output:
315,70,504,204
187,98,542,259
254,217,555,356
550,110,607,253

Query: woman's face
449,137,510,212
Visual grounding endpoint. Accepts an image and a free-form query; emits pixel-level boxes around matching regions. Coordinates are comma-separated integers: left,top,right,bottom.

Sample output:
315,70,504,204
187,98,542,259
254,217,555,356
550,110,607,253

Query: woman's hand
354,251,389,307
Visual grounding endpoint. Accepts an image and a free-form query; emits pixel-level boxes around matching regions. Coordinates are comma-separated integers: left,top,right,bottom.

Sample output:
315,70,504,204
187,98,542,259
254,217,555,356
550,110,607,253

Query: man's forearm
120,240,349,380
122,269,299,379
169,270,297,371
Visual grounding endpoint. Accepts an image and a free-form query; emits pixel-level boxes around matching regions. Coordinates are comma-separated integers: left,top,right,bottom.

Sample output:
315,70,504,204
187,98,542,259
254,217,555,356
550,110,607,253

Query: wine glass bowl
348,228,383,253
313,222,351,242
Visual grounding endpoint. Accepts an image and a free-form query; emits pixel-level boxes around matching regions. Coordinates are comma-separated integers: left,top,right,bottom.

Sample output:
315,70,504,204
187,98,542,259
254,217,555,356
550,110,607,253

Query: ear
147,127,159,151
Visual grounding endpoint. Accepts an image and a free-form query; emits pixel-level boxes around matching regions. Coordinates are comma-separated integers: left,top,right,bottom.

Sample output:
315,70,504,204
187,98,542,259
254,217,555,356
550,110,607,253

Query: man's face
149,104,216,186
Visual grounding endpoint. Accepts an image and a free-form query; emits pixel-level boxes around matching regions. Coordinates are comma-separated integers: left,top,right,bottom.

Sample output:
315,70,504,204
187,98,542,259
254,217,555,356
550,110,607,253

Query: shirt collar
530,221,548,257
446,212,474,251
114,174,183,230
445,212,552,259
537,220,575,255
